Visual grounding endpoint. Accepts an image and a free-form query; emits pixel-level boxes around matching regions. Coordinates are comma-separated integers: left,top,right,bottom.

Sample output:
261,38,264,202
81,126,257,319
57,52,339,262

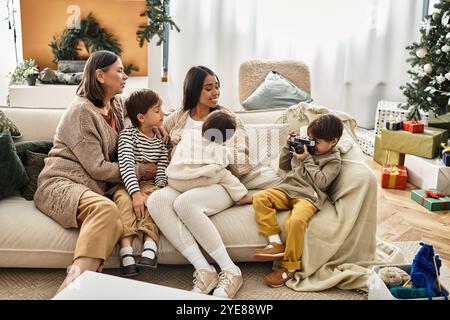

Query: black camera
289,136,316,155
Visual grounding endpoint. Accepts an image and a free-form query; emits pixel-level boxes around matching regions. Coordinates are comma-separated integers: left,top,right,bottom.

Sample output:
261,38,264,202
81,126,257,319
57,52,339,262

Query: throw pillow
15,140,53,165
242,71,313,111
0,110,22,139
21,150,47,201
0,129,29,199
245,123,289,170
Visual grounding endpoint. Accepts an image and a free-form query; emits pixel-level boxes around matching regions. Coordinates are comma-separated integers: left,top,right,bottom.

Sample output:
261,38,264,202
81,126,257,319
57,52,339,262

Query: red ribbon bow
425,190,444,199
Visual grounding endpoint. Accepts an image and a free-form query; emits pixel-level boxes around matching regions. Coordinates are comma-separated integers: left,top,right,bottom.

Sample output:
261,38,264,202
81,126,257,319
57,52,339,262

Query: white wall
0,1,22,106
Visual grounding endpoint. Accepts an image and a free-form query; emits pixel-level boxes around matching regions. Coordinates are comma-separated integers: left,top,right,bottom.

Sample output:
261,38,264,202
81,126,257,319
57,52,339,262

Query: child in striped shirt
114,89,168,277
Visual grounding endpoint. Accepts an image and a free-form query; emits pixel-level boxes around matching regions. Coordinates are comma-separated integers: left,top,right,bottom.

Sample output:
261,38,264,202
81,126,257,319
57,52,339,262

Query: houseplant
9,59,40,86
137,0,180,47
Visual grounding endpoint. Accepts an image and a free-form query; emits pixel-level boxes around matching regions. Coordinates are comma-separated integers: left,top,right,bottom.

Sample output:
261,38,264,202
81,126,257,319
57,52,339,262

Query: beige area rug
0,241,448,300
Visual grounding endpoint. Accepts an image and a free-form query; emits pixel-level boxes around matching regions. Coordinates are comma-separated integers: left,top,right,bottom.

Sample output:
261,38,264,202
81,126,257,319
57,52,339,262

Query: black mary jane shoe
120,254,139,277
136,248,157,269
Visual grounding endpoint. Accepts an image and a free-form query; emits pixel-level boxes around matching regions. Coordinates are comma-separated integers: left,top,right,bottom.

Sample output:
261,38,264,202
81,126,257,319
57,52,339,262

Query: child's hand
141,185,160,195
286,130,298,145
132,191,146,221
237,194,253,205
291,145,310,161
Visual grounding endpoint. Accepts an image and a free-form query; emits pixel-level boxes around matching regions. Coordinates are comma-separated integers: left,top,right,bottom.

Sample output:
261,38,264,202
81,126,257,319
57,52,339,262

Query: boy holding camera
252,114,343,287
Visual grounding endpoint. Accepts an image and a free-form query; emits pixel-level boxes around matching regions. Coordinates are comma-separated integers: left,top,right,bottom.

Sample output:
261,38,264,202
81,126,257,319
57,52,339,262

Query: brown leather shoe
253,242,285,261
264,268,296,288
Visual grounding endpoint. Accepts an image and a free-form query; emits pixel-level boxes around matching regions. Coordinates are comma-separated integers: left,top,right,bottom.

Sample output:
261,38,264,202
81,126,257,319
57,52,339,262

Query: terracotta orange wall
20,0,148,75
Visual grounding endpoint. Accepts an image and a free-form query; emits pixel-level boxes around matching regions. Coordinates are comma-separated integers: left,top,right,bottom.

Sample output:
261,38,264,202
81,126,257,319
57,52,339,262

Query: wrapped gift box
385,117,403,130
404,155,450,195
381,165,408,189
402,120,425,133
374,101,428,135
374,135,405,165
444,153,450,167
428,113,450,132
411,189,450,211
381,127,448,159
355,127,375,156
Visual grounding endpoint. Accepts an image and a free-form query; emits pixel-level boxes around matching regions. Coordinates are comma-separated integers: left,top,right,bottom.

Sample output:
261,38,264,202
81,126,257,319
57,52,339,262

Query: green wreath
49,13,137,75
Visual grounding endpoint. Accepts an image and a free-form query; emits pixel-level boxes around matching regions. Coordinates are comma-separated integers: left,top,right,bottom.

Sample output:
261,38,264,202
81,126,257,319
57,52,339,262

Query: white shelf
9,76,148,109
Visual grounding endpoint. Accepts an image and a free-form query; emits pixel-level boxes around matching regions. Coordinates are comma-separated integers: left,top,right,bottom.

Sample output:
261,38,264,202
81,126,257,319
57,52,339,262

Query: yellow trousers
112,182,159,243
253,188,317,270
75,190,123,271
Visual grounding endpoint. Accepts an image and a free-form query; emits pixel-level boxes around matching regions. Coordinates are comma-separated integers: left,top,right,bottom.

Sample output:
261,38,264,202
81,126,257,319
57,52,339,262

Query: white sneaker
212,270,243,299
191,265,219,295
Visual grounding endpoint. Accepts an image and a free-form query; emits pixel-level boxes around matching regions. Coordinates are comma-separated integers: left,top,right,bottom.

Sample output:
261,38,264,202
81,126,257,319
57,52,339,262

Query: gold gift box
374,135,405,165
380,127,448,159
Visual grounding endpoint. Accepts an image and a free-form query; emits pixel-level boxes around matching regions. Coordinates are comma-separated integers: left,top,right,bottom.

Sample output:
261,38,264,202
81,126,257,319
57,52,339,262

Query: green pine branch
137,0,180,47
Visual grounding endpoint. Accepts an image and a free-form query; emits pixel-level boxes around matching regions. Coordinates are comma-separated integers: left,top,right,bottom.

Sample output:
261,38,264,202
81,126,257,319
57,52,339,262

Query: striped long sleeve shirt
118,126,169,195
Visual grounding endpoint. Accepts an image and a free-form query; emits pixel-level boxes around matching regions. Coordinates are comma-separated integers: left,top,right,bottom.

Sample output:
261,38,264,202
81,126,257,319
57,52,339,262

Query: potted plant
9,59,40,86
23,64,39,86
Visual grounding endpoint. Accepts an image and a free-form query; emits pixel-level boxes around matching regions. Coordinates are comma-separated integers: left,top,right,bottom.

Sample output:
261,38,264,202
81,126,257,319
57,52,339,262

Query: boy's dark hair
202,110,236,144
307,114,343,142
183,66,220,111
125,89,161,128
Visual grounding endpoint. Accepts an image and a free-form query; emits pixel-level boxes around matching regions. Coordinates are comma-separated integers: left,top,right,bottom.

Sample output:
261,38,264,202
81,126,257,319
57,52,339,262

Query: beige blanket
281,103,407,292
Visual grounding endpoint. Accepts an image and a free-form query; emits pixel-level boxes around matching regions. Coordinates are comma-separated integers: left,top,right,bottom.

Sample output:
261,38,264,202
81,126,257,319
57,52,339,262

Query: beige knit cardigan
34,96,125,228
163,106,253,178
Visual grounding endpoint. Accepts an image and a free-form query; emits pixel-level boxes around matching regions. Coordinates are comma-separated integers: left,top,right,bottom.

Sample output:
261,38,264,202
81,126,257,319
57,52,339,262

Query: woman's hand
152,126,169,144
171,134,181,146
132,191,147,221
136,162,157,180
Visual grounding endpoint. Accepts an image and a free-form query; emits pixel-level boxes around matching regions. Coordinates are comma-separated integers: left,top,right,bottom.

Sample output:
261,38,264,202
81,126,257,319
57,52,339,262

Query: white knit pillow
245,124,289,170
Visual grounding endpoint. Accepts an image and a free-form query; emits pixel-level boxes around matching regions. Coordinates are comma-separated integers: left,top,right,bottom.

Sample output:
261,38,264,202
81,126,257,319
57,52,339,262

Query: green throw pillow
15,140,53,165
0,110,22,139
242,70,313,110
0,129,29,199
21,150,47,201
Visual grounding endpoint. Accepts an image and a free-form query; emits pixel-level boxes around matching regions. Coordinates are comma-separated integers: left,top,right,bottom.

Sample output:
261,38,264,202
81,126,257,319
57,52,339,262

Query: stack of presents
356,101,450,212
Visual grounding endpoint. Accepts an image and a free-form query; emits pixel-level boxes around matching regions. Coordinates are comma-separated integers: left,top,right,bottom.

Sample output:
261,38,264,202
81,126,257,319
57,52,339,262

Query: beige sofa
0,106,299,268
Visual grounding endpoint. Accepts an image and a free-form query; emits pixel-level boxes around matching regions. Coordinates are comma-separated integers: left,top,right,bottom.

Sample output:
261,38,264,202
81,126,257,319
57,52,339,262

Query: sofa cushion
242,71,313,111
0,109,22,139
21,151,47,201
15,140,53,165
245,123,288,170
0,130,29,200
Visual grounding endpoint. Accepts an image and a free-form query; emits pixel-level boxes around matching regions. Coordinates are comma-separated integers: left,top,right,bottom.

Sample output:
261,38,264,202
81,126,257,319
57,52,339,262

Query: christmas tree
401,0,450,120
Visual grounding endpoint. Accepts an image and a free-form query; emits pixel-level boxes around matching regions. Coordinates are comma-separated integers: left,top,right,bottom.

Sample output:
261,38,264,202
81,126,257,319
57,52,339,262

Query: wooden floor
366,156,450,268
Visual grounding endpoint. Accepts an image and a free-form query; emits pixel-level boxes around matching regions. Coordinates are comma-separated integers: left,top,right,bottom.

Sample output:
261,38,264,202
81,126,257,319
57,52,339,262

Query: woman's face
197,74,220,109
98,58,128,96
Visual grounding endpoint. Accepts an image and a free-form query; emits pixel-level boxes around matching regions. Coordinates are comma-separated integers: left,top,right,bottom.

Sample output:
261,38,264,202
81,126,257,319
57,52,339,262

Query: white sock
268,234,282,244
119,246,135,267
142,240,157,259
181,245,213,271
210,245,241,275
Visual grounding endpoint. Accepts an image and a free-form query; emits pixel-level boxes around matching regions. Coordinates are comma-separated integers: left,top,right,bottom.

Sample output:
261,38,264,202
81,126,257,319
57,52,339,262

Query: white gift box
404,154,450,195
355,127,375,156
374,101,429,135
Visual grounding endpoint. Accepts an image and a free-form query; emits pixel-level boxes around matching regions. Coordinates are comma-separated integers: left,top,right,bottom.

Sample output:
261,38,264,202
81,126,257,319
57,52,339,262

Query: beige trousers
112,182,159,242
74,190,123,270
